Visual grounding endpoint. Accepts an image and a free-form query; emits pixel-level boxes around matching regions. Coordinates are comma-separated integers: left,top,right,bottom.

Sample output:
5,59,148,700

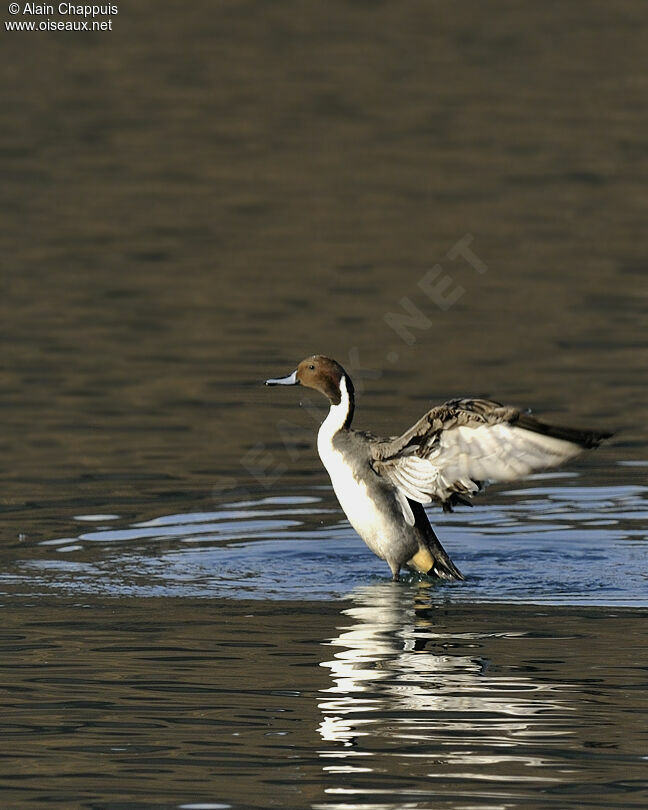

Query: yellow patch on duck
408,547,436,574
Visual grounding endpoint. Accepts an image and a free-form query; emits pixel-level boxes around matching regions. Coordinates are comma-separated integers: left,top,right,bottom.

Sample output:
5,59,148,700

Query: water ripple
1,476,646,606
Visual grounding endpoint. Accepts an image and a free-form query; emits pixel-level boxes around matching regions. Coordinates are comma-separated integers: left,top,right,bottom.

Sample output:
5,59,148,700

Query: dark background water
1,1,647,807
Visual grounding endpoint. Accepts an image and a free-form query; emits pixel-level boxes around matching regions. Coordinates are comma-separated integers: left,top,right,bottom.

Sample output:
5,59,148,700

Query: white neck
317,375,352,446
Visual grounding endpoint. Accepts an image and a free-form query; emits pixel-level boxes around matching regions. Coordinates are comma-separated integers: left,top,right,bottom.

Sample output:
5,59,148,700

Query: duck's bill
265,370,299,386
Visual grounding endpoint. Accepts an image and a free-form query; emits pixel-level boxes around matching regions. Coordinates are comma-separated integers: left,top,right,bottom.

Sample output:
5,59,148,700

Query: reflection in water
317,584,569,808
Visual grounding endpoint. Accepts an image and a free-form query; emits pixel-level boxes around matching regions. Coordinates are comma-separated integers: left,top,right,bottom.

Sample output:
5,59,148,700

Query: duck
265,355,611,582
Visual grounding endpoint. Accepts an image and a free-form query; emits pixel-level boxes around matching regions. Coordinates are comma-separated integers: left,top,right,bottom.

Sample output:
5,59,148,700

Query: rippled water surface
2,592,647,809
2,476,647,605
2,0,648,807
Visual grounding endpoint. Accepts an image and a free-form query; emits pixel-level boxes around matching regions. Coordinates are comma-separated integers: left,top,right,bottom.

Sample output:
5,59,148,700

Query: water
2,0,648,807
1,479,646,808
1,593,647,808
2,479,647,604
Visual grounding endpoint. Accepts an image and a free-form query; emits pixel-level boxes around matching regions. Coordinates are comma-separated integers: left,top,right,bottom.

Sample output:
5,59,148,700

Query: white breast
318,435,376,524
316,377,389,559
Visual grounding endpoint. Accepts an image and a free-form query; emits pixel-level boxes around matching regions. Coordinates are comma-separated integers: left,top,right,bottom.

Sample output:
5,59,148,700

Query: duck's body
314,372,463,579
266,355,611,582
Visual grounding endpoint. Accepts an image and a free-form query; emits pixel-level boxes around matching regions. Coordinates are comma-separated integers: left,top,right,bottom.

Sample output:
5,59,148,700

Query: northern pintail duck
265,356,611,582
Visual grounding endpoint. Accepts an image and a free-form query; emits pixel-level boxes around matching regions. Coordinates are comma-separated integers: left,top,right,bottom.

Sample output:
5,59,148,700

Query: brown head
265,355,353,406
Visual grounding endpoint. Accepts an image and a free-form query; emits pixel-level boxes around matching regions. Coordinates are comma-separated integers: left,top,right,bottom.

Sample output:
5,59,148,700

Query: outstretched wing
370,398,610,511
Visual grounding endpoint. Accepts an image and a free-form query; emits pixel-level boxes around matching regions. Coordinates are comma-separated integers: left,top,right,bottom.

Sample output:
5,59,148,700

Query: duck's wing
370,398,611,511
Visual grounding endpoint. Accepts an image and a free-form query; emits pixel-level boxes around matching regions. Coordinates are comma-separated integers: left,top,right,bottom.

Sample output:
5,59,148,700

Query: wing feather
370,398,611,510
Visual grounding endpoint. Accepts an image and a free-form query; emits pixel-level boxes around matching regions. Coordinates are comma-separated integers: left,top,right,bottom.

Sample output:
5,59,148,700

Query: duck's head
265,355,351,406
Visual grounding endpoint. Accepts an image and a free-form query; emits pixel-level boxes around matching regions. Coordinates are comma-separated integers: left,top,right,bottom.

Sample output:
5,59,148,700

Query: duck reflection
316,583,568,805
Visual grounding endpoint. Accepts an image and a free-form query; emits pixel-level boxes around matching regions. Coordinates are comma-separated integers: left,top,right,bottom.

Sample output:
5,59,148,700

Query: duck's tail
407,501,464,581
408,538,464,580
